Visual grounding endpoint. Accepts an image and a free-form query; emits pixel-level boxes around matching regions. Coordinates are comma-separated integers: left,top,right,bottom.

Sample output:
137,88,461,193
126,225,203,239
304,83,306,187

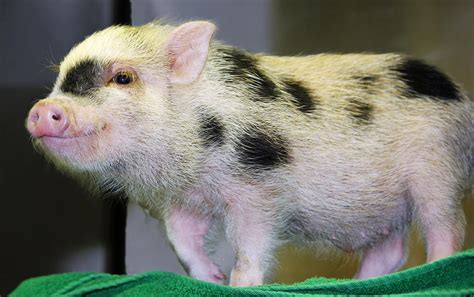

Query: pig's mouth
34,124,107,159
27,99,110,165
40,132,97,140
37,120,107,141
37,131,98,151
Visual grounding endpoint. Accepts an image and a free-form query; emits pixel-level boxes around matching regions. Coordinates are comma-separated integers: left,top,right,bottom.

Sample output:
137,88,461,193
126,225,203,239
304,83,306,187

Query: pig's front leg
226,206,276,287
164,208,226,284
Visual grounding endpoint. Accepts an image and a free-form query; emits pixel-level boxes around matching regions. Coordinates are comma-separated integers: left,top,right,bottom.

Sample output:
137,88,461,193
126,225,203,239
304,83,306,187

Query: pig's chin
36,133,108,170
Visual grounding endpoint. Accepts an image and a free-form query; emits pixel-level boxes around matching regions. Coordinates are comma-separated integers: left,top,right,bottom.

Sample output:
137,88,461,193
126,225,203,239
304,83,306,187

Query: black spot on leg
282,79,316,113
60,59,104,96
345,98,373,125
235,127,290,171
198,111,225,147
217,47,279,101
393,59,460,101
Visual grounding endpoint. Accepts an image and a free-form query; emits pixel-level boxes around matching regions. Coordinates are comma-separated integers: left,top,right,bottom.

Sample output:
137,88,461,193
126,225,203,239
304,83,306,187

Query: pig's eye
112,72,134,85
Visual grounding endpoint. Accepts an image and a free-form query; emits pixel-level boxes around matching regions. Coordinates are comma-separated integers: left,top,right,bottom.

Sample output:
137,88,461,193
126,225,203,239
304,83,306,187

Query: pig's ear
165,21,216,84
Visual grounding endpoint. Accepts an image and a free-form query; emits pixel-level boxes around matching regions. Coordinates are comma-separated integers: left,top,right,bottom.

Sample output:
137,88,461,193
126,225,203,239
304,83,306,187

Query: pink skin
224,192,274,287
26,99,109,165
27,99,102,139
227,213,269,287
354,232,407,279
27,102,70,138
426,230,463,263
165,209,226,284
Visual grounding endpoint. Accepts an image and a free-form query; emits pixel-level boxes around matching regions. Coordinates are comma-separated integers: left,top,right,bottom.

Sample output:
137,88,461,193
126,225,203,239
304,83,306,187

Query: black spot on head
60,59,104,96
197,110,225,147
218,47,279,101
235,127,290,171
282,79,316,113
345,98,373,125
394,59,460,101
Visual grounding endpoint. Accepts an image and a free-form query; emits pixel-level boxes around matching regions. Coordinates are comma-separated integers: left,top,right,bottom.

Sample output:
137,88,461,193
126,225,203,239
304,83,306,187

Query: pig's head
26,21,216,179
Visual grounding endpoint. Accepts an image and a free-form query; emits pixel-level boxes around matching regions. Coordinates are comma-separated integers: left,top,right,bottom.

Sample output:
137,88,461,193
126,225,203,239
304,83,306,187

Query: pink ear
165,21,216,84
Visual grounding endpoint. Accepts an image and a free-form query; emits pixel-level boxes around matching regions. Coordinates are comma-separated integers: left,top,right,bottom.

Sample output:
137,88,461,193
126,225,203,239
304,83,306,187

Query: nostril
30,111,40,123
51,113,61,121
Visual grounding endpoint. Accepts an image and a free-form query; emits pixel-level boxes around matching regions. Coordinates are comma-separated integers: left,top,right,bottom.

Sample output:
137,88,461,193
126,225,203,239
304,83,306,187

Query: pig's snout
27,101,70,138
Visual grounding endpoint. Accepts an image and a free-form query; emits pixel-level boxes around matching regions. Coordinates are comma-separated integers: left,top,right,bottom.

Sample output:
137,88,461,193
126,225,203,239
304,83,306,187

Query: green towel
11,249,474,296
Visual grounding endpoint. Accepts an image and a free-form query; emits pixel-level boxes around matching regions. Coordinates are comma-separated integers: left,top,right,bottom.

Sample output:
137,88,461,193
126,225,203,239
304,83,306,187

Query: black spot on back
197,111,225,147
218,47,279,101
282,79,316,113
345,98,373,125
236,127,290,171
394,59,460,101
61,59,104,96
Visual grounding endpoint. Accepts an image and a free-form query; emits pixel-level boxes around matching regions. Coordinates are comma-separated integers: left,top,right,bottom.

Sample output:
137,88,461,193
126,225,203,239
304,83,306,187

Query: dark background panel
0,0,128,294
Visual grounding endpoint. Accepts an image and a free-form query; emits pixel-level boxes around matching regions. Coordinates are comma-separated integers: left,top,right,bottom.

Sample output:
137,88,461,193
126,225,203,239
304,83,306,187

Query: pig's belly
280,188,412,251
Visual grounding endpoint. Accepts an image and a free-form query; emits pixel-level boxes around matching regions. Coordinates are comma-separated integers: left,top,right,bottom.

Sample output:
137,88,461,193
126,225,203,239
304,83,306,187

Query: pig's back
202,51,473,249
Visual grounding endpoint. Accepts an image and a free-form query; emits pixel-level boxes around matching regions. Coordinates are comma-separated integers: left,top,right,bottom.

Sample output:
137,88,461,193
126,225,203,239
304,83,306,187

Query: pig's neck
120,45,277,211
96,45,280,214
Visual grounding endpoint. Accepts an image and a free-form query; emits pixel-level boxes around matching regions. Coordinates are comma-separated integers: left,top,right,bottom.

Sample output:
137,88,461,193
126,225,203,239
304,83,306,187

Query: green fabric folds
11,249,474,296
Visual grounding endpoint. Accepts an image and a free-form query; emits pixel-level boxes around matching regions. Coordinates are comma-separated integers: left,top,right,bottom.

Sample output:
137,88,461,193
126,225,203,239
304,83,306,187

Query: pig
26,20,473,286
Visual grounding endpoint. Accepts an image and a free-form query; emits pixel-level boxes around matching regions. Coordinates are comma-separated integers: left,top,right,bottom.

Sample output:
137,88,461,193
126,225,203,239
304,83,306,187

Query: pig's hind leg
165,208,226,284
408,144,468,262
411,181,466,263
354,231,408,279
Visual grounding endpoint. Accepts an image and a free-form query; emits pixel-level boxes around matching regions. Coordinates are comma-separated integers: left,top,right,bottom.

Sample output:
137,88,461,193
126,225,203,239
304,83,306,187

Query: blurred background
0,0,473,294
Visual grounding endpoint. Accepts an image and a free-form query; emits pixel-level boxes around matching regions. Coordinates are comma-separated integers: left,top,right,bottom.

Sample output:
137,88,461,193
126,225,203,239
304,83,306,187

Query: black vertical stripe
108,0,131,276
113,0,132,25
